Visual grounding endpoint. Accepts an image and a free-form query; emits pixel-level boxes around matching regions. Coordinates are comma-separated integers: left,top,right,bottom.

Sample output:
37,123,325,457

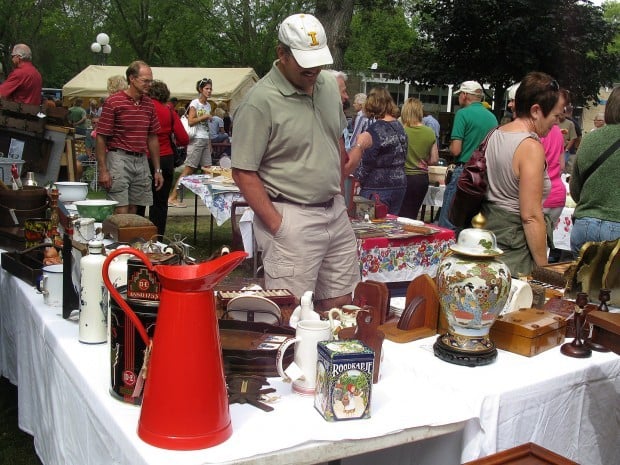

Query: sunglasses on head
199,78,212,87
548,80,559,91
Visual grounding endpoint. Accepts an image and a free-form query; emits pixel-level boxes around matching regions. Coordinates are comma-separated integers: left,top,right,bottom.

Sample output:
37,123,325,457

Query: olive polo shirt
232,61,346,204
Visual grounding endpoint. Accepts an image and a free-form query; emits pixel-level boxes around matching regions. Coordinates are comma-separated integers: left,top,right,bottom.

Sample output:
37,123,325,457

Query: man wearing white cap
232,13,359,310
438,80,497,231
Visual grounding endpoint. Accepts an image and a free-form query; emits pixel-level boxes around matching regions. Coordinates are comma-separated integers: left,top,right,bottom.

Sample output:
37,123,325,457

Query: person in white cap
232,13,359,310
438,80,497,231
500,82,520,125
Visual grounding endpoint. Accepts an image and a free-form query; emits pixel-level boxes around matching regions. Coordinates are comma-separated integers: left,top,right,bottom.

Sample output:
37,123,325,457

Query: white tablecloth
422,185,445,208
1,260,619,465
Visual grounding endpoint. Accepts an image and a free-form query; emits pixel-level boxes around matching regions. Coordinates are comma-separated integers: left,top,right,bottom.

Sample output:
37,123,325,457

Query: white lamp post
90,33,112,65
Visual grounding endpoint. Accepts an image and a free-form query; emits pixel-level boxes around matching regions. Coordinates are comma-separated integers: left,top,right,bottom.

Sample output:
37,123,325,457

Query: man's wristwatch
155,169,162,174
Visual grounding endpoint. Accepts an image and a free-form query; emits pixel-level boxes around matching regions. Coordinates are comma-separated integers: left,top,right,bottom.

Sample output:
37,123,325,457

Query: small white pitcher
276,319,332,395
328,305,362,339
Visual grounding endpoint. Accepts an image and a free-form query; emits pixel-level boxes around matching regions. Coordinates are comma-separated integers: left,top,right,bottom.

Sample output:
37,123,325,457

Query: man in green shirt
438,80,497,231
68,98,88,136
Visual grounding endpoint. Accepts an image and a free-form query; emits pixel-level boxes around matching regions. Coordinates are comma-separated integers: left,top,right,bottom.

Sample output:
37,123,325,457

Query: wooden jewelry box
489,308,567,357
587,310,620,355
102,214,157,243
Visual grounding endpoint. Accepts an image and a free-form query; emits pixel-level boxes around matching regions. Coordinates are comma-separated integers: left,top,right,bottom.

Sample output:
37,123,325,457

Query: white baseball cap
278,13,333,68
507,83,520,101
453,81,483,96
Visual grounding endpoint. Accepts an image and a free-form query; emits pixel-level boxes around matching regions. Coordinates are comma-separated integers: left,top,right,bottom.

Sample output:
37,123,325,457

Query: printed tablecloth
179,174,243,226
357,226,455,282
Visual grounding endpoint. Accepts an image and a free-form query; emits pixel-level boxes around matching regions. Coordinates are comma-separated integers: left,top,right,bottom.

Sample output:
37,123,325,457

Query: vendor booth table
357,226,455,284
419,185,445,222
1,260,618,465
179,174,243,246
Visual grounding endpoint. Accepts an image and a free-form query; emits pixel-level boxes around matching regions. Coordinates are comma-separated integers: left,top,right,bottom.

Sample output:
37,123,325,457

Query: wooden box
587,310,620,355
218,319,295,377
463,442,578,464
102,214,157,243
490,308,566,357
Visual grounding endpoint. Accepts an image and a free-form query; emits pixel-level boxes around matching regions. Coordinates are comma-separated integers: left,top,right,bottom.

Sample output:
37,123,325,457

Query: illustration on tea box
314,340,373,421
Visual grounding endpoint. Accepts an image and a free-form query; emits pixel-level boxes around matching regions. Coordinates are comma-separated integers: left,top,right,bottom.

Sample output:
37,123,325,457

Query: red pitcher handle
102,248,155,346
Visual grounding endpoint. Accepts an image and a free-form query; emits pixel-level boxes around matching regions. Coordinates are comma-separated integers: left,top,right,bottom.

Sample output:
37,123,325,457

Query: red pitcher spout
153,250,247,292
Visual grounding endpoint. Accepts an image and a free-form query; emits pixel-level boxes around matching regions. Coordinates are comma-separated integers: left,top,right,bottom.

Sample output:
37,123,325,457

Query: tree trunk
314,0,355,71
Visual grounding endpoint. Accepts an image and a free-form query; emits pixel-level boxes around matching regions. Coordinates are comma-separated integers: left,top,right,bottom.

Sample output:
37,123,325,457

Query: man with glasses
232,13,359,311
0,44,42,105
96,60,163,214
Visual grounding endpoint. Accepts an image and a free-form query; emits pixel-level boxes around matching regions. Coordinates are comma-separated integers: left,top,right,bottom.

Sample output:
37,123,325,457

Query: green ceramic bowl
73,200,118,222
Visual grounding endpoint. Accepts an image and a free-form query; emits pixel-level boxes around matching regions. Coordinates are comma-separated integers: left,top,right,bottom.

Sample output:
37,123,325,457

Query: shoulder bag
180,107,197,139
448,127,497,228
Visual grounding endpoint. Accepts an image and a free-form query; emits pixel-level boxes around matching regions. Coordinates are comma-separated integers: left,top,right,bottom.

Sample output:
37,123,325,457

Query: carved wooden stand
560,293,592,358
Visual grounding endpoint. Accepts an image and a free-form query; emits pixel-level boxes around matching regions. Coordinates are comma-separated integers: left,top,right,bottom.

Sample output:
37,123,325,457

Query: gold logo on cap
308,31,319,47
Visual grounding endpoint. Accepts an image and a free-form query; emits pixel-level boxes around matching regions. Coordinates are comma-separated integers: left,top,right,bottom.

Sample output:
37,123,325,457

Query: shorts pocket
262,258,294,279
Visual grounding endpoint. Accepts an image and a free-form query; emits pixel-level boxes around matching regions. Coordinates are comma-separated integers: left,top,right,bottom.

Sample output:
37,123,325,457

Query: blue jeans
571,217,620,256
359,186,406,216
437,165,464,231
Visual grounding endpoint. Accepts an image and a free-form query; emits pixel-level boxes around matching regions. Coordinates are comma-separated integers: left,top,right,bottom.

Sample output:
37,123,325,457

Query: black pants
399,173,429,220
136,155,174,237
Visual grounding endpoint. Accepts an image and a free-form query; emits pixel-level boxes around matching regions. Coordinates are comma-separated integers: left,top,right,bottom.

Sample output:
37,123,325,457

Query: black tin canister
126,253,180,302
109,289,159,405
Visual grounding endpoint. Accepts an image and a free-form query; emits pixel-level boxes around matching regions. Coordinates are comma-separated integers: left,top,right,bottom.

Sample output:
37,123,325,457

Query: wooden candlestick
561,292,592,358
598,289,610,312
586,289,611,352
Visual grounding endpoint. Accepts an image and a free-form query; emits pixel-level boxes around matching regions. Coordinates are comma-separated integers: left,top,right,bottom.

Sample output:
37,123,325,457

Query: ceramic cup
36,264,64,307
276,319,332,395
328,305,362,339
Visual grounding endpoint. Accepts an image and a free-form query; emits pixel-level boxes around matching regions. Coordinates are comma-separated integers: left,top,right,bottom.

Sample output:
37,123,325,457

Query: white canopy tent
62,65,259,112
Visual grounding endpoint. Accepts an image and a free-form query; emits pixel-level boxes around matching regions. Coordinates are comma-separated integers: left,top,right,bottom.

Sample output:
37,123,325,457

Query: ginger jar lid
450,227,504,257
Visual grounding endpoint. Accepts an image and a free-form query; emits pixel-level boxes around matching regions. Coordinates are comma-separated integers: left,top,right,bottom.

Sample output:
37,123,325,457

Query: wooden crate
464,442,578,464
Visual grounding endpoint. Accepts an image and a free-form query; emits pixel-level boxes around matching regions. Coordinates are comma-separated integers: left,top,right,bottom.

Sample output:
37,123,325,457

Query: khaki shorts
185,138,212,168
106,150,152,207
253,194,360,300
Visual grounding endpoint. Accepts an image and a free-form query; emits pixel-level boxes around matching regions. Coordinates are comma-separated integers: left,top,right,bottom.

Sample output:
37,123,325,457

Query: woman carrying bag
137,80,189,236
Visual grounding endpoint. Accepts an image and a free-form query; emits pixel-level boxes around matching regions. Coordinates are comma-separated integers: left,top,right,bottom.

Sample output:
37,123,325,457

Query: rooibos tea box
314,340,373,421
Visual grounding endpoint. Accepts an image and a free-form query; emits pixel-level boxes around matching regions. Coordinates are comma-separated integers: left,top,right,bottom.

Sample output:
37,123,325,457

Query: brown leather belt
271,196,334,209
110,148,144,156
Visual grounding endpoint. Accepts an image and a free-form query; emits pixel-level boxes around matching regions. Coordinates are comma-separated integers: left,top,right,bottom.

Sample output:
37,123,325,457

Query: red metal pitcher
102,248,247,450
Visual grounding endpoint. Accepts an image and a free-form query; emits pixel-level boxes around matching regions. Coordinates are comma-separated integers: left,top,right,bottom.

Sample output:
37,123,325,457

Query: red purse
372,193,388,219
448,128,497,228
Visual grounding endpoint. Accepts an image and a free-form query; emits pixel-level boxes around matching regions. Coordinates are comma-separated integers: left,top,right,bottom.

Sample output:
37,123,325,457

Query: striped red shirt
96,91,160,153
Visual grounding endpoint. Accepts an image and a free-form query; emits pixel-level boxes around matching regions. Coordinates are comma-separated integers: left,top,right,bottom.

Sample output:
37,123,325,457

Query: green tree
344,3,417,75
404,0,619,107
603,0,620,61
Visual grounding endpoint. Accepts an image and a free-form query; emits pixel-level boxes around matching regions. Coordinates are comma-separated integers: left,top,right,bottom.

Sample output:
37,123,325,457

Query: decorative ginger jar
434,226,511,366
